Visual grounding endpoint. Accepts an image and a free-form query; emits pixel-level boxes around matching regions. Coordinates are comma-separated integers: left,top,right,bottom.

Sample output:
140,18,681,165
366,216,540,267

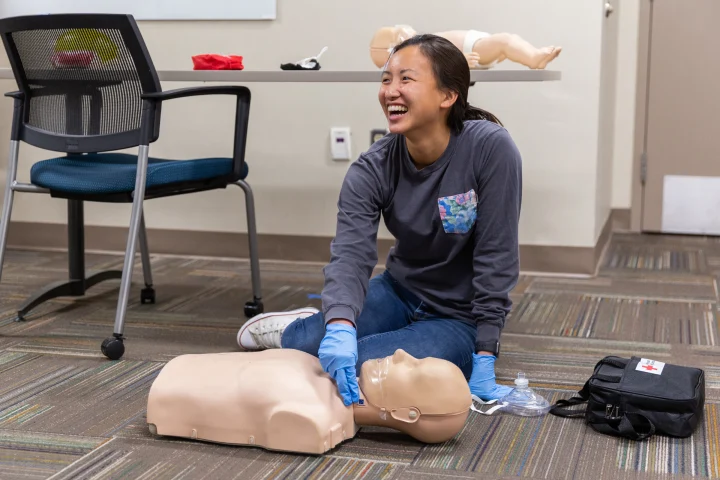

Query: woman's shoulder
459,120,521,181
460,120,519,154
364,132,401,155
461,119,509,141
356,132,403,167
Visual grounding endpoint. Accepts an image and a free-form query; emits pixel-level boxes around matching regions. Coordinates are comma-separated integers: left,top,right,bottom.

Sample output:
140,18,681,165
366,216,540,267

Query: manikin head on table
146,349,472,454
369,25,418,67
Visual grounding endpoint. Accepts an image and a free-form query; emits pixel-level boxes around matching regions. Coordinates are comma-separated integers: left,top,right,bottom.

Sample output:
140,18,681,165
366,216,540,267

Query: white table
0,68,561,83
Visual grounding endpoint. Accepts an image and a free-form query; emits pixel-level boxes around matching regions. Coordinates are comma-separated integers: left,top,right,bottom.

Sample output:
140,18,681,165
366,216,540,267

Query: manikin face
378,45,456,137
359,349,469,415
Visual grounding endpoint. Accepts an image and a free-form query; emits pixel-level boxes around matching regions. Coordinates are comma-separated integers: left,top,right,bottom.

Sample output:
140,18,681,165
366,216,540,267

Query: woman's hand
318,322,360,406
468,352,512,401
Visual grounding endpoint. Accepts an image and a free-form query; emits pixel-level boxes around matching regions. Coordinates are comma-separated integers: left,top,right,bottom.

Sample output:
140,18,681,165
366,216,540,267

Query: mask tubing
470,394,505,415
369,356,391,420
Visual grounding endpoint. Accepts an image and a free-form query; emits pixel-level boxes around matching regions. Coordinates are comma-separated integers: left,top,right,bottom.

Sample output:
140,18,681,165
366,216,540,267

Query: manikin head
378,34,502,142
355,349,471,443
369,25,417,67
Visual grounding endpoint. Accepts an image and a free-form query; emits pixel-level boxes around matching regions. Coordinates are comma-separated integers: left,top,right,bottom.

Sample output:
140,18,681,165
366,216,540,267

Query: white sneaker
237,307,319,350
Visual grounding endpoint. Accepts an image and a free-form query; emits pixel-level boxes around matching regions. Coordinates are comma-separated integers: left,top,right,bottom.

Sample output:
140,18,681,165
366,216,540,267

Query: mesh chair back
0,14,162,153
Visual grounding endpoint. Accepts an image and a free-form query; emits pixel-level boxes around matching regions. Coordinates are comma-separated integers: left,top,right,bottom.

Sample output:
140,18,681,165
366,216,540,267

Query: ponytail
464,103,503,126
446,99,502,134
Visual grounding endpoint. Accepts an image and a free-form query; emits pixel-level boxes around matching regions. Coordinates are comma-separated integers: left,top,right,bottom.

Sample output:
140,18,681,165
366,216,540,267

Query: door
640,0,720,234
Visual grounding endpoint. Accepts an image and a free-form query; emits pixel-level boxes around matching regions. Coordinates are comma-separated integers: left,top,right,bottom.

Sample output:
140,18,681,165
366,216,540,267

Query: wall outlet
330,127,351,161
371,128,388,144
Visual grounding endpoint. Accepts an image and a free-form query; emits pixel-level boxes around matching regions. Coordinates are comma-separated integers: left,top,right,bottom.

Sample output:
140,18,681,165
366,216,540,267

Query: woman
237,34,522,407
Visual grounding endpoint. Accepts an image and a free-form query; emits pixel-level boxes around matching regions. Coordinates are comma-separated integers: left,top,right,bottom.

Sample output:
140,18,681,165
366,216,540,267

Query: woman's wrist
328,319,355,328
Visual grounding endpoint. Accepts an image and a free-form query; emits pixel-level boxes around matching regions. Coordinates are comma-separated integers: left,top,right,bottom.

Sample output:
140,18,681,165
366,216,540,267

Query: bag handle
596,357,629,370
590,412,656,441
549,380,590,417
549,369,622,418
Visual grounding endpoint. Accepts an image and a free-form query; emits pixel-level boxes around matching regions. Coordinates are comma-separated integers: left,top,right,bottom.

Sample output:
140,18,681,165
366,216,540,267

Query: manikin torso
147,349,471,454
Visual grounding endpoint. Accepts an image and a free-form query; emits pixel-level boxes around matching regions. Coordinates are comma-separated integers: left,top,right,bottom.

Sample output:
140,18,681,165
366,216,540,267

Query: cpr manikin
369,25,561,70
146,349,471,454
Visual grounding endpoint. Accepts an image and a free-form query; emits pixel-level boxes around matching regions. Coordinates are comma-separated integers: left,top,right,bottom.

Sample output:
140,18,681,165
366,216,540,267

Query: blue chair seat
30,153,248,195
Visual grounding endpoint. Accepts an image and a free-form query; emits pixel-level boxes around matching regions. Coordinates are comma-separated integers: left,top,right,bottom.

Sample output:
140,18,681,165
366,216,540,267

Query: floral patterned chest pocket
438,189,478,234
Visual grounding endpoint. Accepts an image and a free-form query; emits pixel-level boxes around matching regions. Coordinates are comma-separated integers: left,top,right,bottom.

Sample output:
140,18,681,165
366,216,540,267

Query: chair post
138,209,155,304
234,179,263,317
101,101,156,360
0,96,24,285
67,200,86,290
0,140,20,283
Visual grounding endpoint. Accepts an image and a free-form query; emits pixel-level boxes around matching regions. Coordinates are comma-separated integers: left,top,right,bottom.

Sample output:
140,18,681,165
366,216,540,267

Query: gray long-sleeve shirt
321,120,522,351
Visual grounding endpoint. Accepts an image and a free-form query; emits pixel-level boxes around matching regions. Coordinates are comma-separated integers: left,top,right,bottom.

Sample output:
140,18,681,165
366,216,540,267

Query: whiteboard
0,0,277,20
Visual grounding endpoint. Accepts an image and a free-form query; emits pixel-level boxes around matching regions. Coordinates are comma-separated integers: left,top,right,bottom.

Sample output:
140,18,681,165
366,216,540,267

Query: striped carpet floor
0,231,717,479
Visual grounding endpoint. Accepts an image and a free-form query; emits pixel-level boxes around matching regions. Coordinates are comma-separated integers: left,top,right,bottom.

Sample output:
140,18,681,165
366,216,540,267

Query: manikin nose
392,349,408,363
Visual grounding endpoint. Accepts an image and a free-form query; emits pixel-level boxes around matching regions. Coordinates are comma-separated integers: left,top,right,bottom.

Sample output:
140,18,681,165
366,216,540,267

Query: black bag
549,356,705,440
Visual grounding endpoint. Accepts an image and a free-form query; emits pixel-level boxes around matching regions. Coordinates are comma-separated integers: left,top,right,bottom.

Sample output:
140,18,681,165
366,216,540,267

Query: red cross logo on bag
636,358,665,375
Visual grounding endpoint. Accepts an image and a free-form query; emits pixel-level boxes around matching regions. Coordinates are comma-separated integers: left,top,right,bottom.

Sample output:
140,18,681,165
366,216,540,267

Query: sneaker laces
249,319,288,349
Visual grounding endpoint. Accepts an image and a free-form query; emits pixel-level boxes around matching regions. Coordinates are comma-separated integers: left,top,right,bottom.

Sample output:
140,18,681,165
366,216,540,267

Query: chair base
15,199,155,322
16,269,127,321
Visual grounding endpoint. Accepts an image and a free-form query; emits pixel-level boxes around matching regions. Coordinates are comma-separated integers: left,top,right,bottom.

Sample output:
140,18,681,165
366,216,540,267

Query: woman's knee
355,322,476,380
280,313,324,354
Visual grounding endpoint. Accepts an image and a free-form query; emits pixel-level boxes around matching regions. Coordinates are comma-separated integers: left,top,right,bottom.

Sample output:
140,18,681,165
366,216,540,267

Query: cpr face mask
471,372,551,416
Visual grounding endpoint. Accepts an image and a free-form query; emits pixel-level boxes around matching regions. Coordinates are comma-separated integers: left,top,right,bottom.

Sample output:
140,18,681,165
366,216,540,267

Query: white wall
595,0,620,239
0,0,618,249
612,0,641,209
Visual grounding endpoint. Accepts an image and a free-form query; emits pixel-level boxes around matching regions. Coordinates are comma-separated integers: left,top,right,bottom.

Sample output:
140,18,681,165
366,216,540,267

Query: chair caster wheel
101,337,125,360
141,287,155,304
244,300,264,318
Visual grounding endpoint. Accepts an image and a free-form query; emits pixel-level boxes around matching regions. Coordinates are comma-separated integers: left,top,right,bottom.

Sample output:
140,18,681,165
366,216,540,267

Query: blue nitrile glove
318,323,360,406
468,353,513,401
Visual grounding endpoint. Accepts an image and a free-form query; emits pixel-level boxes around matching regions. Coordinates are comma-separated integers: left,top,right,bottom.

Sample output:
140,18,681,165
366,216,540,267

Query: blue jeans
281,270,477,379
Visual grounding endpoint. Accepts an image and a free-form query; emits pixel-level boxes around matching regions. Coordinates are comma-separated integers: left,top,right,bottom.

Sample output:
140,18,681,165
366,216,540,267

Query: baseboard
609,207,631,232
7,211,630,275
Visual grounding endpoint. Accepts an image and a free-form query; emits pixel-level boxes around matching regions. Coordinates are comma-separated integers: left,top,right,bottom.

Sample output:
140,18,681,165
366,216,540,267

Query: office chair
0,14,264,360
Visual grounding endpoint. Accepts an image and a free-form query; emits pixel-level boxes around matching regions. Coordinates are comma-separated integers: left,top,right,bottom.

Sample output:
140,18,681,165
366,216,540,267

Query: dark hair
391,33,502,133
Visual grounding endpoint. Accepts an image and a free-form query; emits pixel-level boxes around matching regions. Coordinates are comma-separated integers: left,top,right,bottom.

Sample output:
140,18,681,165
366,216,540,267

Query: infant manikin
146,349,471,454
369,25,561,70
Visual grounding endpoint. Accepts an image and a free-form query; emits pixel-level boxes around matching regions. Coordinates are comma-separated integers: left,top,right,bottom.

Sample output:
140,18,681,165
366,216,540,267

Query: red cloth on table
192,54,244,70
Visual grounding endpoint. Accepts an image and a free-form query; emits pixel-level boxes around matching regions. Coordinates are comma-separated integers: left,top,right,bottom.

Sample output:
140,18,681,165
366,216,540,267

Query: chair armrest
4,91,24,141
141,86,249,102
140,86,251,180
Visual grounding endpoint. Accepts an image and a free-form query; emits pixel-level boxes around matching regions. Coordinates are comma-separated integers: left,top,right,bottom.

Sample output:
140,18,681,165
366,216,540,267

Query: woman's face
378,45,455,136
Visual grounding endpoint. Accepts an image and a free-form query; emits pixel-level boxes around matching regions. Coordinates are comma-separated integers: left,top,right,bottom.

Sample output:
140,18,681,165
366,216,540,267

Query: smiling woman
379,34,503,167
236,33,524,408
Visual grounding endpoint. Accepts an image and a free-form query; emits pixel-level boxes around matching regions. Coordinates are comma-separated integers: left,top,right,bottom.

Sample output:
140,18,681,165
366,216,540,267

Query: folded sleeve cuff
324,305,357,328
475,323,501,351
